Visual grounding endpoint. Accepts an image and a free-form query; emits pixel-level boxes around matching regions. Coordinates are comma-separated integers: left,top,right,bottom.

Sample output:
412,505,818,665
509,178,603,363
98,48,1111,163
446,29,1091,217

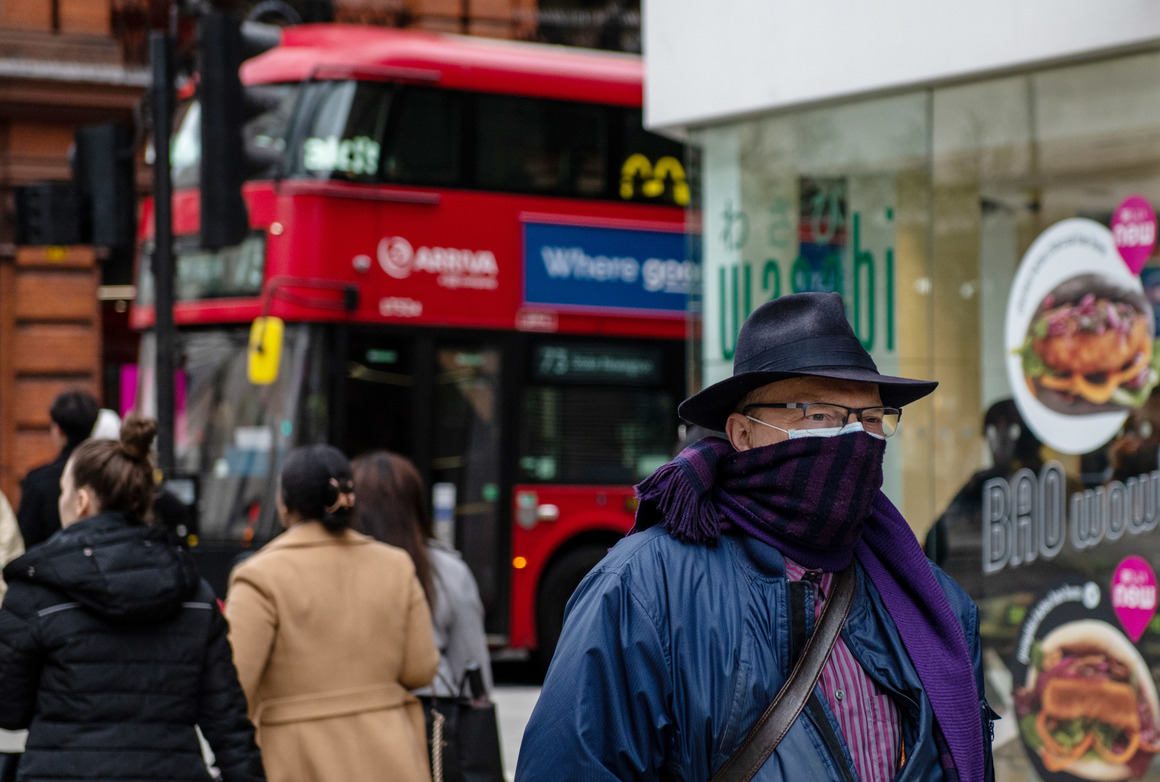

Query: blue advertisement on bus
523,221,694,314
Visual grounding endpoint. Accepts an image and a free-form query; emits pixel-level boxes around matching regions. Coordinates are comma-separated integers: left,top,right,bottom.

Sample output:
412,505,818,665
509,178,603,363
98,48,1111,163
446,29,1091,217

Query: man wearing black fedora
517,292,995,782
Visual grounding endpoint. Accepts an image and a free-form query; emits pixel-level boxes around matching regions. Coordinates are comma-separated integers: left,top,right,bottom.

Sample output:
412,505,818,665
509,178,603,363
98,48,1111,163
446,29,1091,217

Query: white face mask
745,417,886,441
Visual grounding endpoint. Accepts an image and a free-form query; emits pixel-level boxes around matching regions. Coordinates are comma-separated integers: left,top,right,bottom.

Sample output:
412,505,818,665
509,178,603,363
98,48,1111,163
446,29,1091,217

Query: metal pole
150,31,176,478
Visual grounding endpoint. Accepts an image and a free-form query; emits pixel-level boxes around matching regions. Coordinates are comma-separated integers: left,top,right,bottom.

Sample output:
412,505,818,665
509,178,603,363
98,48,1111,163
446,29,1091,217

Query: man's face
724,377,884,451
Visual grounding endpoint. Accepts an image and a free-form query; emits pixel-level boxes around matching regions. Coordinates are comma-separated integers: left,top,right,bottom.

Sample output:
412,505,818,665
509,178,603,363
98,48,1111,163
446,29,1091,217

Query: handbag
710,565,856,782
420,667,504,782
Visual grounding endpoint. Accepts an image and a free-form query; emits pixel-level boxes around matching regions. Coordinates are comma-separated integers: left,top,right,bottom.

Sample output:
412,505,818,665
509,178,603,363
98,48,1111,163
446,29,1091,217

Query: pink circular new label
1112,195,1157,274
1112,555,1158,642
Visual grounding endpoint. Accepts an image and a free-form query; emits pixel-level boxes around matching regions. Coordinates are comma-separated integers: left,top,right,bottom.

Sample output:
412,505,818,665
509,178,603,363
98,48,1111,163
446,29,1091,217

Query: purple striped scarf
631,435,984,782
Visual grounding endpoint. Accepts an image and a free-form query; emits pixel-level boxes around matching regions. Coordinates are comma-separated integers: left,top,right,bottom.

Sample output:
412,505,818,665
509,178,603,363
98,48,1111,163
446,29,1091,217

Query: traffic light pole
150,31,177,479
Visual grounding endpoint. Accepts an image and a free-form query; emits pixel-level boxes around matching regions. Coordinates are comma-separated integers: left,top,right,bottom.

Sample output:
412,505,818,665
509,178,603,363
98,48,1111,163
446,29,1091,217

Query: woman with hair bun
0,416,266,782
225,444,438,782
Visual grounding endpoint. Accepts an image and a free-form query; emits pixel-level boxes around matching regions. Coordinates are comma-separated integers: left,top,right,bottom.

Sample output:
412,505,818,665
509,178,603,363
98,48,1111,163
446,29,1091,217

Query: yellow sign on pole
247,316,284,385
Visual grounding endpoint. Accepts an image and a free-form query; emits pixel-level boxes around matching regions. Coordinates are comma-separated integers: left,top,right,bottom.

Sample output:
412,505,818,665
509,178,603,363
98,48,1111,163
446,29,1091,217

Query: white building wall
643,0,1160,132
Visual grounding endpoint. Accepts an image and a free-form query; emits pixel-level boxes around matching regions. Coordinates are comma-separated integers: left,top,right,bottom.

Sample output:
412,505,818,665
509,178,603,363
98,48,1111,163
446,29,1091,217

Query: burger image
1019,274,1158,415
1014,620,1160,780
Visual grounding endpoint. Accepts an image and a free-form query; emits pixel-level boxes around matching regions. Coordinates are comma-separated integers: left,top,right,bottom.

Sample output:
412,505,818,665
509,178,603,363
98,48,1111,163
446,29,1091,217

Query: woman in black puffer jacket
0,416,265,782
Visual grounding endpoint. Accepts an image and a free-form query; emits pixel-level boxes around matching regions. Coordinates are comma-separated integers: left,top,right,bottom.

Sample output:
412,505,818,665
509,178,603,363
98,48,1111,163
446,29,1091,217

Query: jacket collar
4,510,199,623
728,531,789,580
263,520,373,551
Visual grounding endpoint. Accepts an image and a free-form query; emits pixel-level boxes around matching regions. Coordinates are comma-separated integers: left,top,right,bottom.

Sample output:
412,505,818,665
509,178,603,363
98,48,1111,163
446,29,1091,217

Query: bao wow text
983,462,1160,573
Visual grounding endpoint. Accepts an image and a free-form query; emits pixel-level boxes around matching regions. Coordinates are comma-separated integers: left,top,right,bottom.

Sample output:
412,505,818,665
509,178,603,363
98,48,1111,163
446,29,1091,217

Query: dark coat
0,512,265,782
516,527,997,781
15,449,68,549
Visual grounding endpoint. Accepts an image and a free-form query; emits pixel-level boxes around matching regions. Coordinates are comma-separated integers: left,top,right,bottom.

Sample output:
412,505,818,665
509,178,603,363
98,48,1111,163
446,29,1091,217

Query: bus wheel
534,544,608,672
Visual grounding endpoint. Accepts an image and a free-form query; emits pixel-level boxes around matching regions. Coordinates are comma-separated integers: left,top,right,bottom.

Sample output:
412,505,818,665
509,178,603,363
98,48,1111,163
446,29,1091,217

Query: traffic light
198,10,280,250
301,0,336,22
14,183,81,246
73,124,136,249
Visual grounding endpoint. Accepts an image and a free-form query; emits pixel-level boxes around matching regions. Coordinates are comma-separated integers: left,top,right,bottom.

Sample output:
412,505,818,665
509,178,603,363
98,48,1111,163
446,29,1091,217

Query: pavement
492,684,542,781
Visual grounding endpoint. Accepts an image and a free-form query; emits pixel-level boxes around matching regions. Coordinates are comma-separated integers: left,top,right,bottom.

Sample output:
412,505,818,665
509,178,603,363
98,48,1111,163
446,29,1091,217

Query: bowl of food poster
1014,619,1160,780
1018,274,1156,416
1006,218,1159,455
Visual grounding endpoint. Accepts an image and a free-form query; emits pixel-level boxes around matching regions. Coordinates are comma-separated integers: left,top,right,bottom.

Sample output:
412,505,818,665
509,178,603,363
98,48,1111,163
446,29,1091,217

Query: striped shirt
784,559,902,782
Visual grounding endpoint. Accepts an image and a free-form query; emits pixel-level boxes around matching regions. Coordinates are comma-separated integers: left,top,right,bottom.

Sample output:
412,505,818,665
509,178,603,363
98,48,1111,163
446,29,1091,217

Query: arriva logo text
378,236,499,290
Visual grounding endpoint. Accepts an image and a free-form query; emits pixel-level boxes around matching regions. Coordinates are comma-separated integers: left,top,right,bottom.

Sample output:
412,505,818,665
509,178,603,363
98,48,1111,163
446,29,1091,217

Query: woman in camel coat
226,445,438,782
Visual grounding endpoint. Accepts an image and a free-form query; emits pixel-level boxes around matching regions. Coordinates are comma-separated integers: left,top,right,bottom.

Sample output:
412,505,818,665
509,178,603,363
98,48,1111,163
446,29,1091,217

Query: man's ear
724,413,752,452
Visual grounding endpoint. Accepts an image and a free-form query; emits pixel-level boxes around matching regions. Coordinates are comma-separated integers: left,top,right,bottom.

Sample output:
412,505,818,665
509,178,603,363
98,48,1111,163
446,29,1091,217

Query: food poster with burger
935,205,1160,780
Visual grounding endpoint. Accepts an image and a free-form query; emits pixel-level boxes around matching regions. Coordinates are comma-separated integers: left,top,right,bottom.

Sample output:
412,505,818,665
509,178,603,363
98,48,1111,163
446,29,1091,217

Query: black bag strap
710,564,857,782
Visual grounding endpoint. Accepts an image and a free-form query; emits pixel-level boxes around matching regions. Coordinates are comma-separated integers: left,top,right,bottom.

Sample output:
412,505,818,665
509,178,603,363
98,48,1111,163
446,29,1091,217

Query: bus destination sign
523,221,694,315
532,343,663,385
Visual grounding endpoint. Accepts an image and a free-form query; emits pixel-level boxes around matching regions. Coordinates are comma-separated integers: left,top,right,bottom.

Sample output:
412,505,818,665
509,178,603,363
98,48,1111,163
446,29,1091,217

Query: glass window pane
136,325,327,547
520,342,677,484
476,94,556,193
519,386,675,485
928,55,1160,599
382,87,463,186
561,102,608,197
136,235,266,305
431,345,503,623
475,94,608,197
343,335,415,459
291,80,390,182
924,59,1160,782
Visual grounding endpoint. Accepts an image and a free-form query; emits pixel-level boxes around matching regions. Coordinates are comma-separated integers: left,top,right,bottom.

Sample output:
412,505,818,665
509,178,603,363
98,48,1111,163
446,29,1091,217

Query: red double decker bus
131,25,694,660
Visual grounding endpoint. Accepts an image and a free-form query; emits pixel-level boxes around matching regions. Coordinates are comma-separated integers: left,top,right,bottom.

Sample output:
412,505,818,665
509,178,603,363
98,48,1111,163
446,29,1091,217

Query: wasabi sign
703,176,897,383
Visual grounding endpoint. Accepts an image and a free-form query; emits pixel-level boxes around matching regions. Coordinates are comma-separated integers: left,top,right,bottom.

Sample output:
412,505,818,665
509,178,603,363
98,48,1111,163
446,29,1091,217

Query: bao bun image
1014,619,1160,780
1019,274,1158,415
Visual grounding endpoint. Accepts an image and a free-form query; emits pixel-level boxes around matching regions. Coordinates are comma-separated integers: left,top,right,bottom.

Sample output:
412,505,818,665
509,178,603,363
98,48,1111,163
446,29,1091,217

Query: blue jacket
517,527,996,781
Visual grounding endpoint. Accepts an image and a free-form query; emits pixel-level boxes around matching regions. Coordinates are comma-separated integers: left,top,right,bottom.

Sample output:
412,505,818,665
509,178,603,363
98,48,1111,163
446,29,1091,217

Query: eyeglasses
742,402,902,438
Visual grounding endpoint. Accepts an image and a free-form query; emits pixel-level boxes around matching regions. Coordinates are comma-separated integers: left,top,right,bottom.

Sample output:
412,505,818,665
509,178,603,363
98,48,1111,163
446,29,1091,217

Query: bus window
137,234,266,306
283,82,683,203
293,80,391,182
475,94,608,197
381,86,463,187
137,324,329,546
343,334,415,459
520,342,676,484
520,387,675,484
431,344,503,624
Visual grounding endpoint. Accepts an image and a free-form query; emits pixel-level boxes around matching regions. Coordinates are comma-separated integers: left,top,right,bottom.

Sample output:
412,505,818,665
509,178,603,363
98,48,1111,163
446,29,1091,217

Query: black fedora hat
678,292,937,430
